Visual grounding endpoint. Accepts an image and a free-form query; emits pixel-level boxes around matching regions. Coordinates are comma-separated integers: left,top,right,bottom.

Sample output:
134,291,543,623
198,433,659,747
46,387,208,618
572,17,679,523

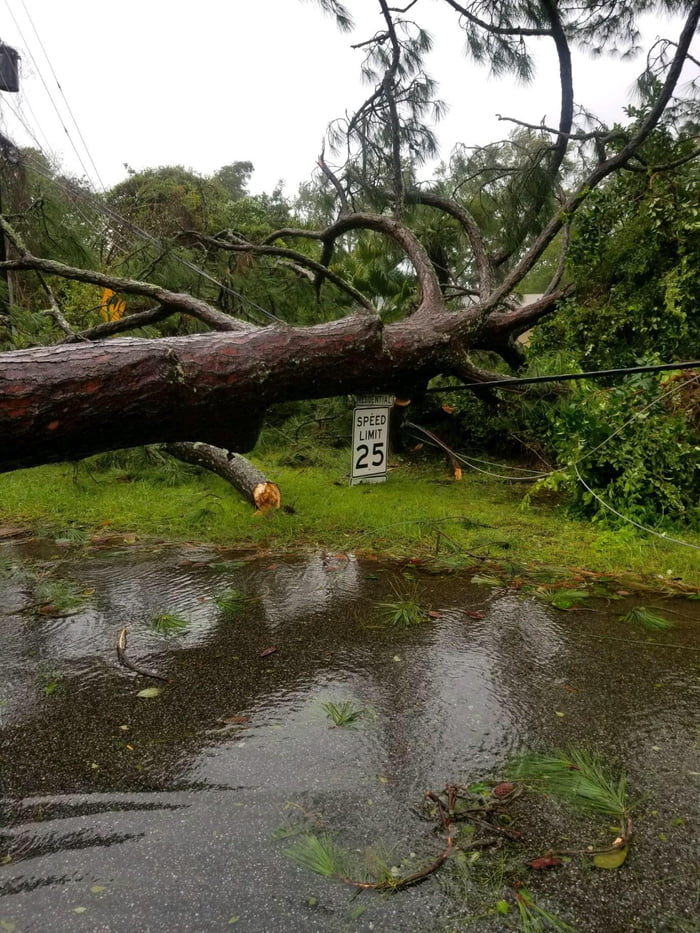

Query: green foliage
620,606,673,631
515,369,699,530
213,587,246,613
212,161,254,200
53,526,88,544
508,748,631,820
284,833,351,879
320,700,366,728
376,579,429,626
515,888,579,933
107,165,231,240
33,578,86,613
532,128,700,370
284,832,416,889
150,613,190,635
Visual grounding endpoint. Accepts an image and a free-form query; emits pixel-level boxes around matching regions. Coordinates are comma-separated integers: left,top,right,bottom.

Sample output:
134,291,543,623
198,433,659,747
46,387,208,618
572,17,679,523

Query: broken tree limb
165,441,281,512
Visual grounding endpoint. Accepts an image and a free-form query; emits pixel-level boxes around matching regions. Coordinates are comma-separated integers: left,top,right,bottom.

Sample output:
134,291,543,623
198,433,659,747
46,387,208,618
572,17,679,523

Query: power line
0,86,57,162
573,464,700,551
22,157,287,327
425,360,700,393
16,0,105,189
0,19,298,330
8,0,276,327
2,0,98,189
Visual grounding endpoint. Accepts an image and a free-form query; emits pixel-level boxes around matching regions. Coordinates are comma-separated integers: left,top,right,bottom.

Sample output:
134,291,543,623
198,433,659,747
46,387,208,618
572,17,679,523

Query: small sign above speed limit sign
350,395,393,485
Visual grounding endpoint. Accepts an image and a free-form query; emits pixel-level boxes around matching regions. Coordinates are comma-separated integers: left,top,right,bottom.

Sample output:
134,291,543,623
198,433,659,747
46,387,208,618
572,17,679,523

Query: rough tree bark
165,442,281,512
0,305,543,471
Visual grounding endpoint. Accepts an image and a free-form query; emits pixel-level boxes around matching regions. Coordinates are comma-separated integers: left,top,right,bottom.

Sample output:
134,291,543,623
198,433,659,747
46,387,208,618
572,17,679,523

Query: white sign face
351,402,391,485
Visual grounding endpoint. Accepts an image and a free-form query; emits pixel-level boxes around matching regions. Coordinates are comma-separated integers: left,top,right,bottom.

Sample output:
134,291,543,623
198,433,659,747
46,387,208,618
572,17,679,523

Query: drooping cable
23,158,287,327
0,6,287,327
2,0,99,189
16,0,106,190
573,463,700,551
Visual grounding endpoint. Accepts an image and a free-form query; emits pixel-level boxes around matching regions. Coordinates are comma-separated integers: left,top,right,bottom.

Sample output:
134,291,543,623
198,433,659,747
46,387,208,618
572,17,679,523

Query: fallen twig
117,626,170,681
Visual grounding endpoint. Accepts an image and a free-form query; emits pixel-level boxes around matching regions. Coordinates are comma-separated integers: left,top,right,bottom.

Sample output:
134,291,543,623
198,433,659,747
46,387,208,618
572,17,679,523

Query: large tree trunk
0,311,479,471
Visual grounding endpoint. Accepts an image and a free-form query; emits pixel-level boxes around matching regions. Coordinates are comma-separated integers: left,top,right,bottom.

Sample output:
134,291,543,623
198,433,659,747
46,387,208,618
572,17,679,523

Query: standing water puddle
0,539,698,932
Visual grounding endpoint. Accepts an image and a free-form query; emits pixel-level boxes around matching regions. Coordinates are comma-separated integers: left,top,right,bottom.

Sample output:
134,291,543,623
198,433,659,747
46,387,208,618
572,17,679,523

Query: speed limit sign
350,395,393,485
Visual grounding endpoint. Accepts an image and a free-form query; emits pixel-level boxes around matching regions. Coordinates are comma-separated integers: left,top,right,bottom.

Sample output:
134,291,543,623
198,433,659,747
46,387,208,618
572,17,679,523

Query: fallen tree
0,1,698,475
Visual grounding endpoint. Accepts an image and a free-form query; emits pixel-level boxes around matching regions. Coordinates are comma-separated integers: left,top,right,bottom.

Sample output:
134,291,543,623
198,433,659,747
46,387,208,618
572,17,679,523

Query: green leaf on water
136,687,162,698
593,845,628,869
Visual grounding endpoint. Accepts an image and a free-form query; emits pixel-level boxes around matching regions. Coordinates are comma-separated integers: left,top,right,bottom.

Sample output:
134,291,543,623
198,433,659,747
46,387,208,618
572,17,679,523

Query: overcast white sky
0,1,693,196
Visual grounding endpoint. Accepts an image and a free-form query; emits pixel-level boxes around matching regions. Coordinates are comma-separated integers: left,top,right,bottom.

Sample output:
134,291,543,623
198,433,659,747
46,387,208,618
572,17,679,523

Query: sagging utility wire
425,360,700,393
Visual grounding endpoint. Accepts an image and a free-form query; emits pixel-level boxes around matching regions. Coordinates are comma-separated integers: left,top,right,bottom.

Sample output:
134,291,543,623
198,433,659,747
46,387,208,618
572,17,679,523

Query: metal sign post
350,395,393,485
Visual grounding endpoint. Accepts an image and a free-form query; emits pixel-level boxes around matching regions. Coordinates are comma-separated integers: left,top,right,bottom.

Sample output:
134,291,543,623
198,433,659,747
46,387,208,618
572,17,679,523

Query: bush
524,371,699,530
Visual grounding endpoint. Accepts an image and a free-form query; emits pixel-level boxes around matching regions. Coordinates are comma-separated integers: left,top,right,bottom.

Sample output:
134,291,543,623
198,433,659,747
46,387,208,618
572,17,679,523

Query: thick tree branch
490,0,574,268
403,189,493,297
183,231,378,313
165,442,281,512
255,212,443,311
483,288,573,343
541,0,574,177
442,0,550,36
0,231,254,334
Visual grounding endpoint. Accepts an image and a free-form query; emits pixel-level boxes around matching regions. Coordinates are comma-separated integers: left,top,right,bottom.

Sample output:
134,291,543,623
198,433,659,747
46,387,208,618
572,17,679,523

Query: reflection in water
257,551,363,628
0,541,697,932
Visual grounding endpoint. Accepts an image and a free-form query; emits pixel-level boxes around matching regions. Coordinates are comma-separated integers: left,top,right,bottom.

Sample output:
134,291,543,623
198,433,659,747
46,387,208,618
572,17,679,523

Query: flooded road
0,538,698,932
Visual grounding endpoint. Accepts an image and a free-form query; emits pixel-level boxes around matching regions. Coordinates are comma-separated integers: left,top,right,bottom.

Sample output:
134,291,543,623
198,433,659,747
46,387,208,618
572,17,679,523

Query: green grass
149,612,190,635
376,579,429,626
320,700,366,728
0,446,698,587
